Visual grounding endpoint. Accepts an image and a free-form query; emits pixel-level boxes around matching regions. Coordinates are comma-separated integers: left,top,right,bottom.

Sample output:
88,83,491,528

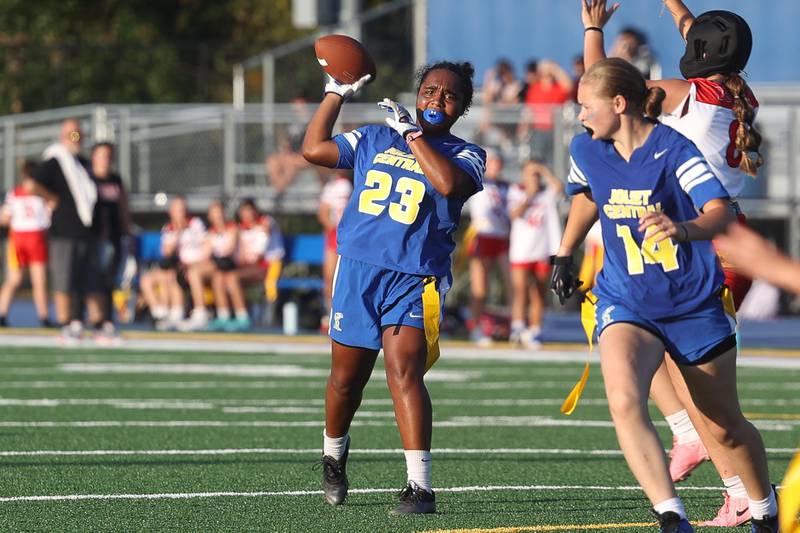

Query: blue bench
276,234,324,292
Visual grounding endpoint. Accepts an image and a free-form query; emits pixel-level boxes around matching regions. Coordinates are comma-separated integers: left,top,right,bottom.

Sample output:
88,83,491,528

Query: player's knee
706,414,751,449
327,372,362,398
606,389,646,422
385,362,423,393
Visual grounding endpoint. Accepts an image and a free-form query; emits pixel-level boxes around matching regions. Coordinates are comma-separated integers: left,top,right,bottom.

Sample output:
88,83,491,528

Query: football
314,34,377,85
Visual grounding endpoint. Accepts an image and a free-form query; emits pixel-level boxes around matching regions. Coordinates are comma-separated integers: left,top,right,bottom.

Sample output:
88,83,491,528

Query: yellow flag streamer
781,449,800,533
561,291,597,415
265,260,283,303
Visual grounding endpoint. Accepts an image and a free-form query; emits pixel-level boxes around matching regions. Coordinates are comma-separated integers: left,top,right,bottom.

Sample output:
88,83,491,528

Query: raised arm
301,75,371,168
662,0,695,40
580,0,619,69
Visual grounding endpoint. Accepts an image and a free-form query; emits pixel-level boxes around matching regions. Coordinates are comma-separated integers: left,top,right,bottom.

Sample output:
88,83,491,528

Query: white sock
152,305,168,320
511,320,525,332
404,450,432,492
169,307,183,322
527,325,542,337
216,308,230,320
653,497,687,520
322,430,349,461
664,409,700,445
723,475,748,499
192,307,208,320
235,308,249,320
748,487,778,520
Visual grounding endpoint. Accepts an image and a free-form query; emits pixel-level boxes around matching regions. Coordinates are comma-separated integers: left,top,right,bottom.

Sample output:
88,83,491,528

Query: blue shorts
595,296,736,366
329,256,448,370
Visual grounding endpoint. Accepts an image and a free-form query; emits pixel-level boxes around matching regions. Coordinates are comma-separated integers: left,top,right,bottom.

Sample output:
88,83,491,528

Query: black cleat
390,482,436,515
750,514,779,533
652,510,694,533
320,437,349,506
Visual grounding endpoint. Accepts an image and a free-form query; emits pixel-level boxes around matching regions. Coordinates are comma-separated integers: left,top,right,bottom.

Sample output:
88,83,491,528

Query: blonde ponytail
724,74,763,176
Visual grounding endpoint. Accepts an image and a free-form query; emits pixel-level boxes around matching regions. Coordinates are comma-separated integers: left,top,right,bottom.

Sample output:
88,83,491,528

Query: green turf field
0,342,796,532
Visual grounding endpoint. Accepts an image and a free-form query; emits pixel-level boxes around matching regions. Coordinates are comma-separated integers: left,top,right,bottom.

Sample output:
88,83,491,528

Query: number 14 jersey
333,124,485,277
567,124,729,319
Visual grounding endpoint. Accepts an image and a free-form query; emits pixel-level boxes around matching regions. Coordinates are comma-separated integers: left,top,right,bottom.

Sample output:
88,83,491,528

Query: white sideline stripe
0,417,795,431
0,484,750,503
0,447,794,458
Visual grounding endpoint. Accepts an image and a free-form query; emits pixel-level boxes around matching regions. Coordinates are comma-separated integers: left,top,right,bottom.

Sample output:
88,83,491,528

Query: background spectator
609,26,661,79
32,118,103,343
521,59,574,165
317,171,353,332
507,159,563,348
207,201,239,331
480,58,522,150
90,142,130,343
0,161,52,327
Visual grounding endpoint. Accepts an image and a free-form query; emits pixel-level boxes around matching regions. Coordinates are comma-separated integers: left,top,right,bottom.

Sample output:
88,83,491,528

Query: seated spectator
520,59,574,165
507,159,564,348
177,205,213,332
206,201,239,331
609,26,661,79
0,161,52,327
317,171,353,331
139,196,196,330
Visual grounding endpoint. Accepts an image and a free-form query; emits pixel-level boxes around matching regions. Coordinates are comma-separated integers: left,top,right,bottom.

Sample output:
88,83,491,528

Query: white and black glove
378,98,422,140
324,74,372,102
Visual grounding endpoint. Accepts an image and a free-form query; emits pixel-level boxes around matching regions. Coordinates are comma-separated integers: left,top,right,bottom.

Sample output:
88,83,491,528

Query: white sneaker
94,322,122,346
470,328,492,346
178,310,209,332
57,321,83,346
520,328,543,349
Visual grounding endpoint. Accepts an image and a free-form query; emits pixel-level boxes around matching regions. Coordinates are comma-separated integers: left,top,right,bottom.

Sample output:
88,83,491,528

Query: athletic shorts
511,260,551,277
712,213,751,308
325,228,337,253
329,255,448,371
8,230,48,268
468,235,509,258
48,237,102,294
595,294,736,366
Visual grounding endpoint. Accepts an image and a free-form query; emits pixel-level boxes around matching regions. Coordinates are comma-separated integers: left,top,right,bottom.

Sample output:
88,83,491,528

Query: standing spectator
32,118,103,342
265,91,313,212
507,159,563,348
522,60,575,164
480,58,523,149
317,171,353,331
609,26,661,80
0,161,52,327
517,60,539,102
570,55,586,102
466,148,510,345
90,142,130,343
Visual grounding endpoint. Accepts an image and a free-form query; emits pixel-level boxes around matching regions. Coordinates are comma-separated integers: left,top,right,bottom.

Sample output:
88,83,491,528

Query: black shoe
750,514,779,533
0,316,6,327
319,437,349,506
390,482,436,515
39,318,54,328
652,510,694,533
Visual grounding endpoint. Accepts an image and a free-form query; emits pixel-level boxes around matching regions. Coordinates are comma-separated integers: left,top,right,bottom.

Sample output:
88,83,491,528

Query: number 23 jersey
332,124,485,277
567,124,728,319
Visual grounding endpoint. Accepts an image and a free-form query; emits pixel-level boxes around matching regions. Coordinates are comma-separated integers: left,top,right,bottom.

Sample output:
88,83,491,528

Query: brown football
314,34,377,85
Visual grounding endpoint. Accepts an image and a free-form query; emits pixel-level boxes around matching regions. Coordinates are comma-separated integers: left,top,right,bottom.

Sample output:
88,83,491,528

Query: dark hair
583,58,666,120
619,26,647,45
91,142,114,155
722,74,763,176
21,160,38,178
239,197,258,211
415,61,475,115
525,60,539,73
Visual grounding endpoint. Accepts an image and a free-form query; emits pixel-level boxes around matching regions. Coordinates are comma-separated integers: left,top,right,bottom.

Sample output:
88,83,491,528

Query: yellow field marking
744,412,800,420
421,522,663,533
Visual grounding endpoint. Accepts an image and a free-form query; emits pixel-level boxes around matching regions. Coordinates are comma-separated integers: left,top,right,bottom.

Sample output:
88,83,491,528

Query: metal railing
1,94,799,253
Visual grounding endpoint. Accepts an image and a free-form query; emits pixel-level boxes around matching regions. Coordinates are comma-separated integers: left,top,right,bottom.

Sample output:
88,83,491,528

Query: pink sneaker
700,492,751,527
669,436,710,482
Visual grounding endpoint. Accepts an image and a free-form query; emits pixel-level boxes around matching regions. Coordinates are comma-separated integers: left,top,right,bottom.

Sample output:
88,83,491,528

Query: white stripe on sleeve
676,156,704,178
342,131,360,150
568,157,588,185
456,149,486,178
683,173,715,194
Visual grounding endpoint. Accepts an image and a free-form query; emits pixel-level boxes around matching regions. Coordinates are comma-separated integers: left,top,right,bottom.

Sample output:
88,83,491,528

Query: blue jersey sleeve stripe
568,168,587,186
683,172,716,194
676,156,704,178
455,150,486,179
342,131,361,150
569,156,589,185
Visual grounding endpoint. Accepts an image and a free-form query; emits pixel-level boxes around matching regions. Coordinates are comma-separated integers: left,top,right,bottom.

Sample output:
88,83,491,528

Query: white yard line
0,446,794,458
0,417,795,431
0,483,749,503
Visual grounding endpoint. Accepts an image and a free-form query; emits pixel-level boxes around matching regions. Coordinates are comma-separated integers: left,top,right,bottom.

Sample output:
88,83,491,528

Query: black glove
550,255,582,305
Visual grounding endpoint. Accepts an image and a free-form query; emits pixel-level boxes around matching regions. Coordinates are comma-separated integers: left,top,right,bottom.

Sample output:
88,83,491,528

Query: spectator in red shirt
520,60,574,164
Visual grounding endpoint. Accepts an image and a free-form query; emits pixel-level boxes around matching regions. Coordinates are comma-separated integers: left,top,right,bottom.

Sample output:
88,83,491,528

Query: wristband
405,130,424,143
677,224,689,242
584,26,603,34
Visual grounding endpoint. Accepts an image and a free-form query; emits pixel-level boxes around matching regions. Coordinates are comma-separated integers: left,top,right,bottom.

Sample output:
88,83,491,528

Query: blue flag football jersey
332,124,485,277
567,124,729,319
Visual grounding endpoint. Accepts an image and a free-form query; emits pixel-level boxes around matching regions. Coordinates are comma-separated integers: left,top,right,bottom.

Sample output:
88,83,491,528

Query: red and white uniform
237,215,285,267
660,78,759,307
320,176,353,251
468,180,510,257
208,222,237,258
177,217,207,265
3,186,50,267
508,185,562,271
660,78,759,200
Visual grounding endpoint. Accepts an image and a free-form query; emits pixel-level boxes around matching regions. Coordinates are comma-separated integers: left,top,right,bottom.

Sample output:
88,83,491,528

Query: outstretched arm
581,0,619,69
662,0,695,40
